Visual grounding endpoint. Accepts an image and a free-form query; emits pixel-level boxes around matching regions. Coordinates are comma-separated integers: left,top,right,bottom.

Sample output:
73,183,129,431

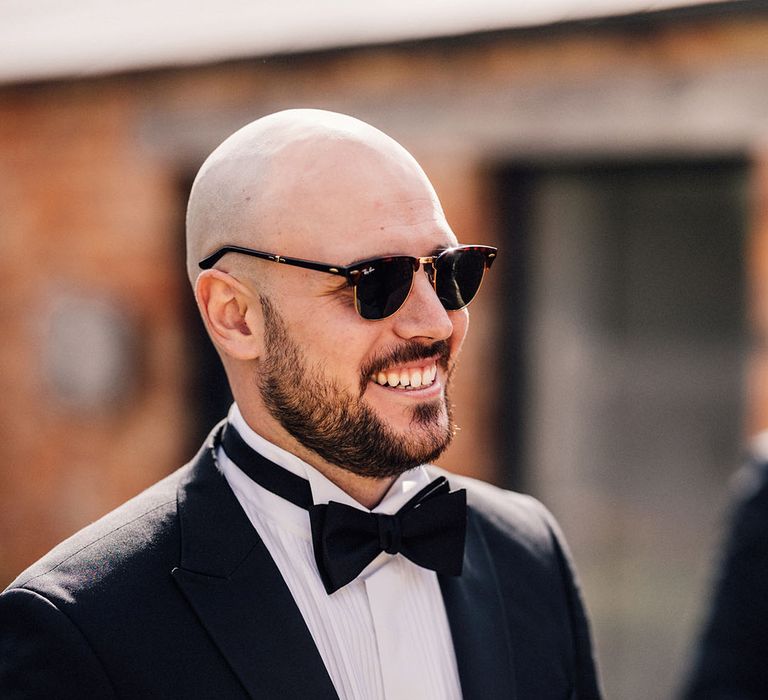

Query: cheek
302,322,380,378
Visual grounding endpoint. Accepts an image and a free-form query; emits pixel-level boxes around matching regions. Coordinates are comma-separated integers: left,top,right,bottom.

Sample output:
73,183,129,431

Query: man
0,109,601,699
682,435,768,699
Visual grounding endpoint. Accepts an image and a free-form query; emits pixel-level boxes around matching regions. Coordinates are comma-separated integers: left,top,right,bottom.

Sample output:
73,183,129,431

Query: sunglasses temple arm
199,246,351,277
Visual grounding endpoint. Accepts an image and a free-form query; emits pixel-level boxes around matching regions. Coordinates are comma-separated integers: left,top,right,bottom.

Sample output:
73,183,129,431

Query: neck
310,461,396,510
235,402,396,510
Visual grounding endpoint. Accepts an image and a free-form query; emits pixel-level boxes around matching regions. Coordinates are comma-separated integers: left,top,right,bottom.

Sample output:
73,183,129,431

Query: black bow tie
220,424,467,594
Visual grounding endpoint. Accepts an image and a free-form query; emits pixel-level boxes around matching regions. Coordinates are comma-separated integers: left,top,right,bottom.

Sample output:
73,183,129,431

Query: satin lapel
439,507,517,700
171,426,338,700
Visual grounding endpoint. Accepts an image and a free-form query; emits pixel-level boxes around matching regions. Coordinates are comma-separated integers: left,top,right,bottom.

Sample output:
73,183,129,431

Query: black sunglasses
199,244,497,320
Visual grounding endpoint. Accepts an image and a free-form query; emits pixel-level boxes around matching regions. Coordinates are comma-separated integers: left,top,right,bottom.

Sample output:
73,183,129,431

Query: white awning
0,0,742,84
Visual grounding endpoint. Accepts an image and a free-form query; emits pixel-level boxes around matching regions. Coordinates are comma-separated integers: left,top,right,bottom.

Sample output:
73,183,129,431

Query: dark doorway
498,158,747,700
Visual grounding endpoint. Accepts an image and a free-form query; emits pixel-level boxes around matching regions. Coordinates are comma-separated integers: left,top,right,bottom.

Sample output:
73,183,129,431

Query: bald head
185,110,467,489
185,109,442,287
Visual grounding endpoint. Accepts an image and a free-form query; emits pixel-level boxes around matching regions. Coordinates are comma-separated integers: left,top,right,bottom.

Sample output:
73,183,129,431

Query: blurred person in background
0,109,601,699
683,434,768,699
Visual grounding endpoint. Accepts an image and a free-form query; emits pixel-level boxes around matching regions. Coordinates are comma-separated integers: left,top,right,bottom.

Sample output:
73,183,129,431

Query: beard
257,296,455,478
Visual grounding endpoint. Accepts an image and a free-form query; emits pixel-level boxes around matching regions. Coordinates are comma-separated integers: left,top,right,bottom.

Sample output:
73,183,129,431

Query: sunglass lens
355,257,416,319
436,248,487,310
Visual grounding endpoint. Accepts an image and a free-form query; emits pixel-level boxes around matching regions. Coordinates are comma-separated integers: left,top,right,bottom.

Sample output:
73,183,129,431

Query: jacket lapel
440,507,517,700
171,426,338,700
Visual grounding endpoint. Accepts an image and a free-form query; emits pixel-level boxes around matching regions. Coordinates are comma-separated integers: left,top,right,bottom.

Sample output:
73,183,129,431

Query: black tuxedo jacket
0,426,601,699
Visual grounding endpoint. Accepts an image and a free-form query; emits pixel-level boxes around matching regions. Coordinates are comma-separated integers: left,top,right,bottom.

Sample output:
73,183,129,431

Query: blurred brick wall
0,86,191,583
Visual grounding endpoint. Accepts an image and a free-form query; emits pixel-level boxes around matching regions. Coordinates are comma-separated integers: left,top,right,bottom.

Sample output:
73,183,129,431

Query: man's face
248,136,470,477
258,296,456,477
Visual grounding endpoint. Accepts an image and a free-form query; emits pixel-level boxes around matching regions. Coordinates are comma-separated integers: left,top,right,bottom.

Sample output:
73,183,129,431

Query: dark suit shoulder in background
683,454,768,699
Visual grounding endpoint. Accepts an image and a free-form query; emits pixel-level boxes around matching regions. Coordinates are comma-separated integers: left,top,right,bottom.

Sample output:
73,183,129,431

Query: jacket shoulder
435,467,559,549
6,463,191,595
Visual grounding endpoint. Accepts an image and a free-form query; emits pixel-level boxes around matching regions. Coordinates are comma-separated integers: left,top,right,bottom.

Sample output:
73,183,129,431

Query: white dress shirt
216,403,463,700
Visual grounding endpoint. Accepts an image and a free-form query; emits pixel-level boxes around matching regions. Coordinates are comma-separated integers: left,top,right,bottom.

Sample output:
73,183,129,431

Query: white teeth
371,363,438,388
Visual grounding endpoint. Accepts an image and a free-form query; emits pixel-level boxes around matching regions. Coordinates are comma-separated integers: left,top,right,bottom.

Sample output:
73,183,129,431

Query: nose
391,268,455,341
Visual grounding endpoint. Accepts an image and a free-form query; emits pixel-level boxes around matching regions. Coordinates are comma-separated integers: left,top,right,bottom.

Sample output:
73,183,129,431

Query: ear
195,269,264,361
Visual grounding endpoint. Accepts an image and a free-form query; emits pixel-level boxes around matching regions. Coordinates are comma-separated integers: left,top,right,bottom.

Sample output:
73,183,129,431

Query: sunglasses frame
199,244,497,320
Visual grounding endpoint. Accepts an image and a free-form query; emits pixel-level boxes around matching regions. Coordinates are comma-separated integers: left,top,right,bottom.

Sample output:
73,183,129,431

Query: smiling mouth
370,362,438,390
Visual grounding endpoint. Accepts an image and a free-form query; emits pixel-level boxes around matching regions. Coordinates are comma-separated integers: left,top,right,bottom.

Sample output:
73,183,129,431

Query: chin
373,400,444,432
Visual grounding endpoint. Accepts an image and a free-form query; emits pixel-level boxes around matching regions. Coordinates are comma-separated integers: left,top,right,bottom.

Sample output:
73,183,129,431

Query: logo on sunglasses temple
361,267,375,276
